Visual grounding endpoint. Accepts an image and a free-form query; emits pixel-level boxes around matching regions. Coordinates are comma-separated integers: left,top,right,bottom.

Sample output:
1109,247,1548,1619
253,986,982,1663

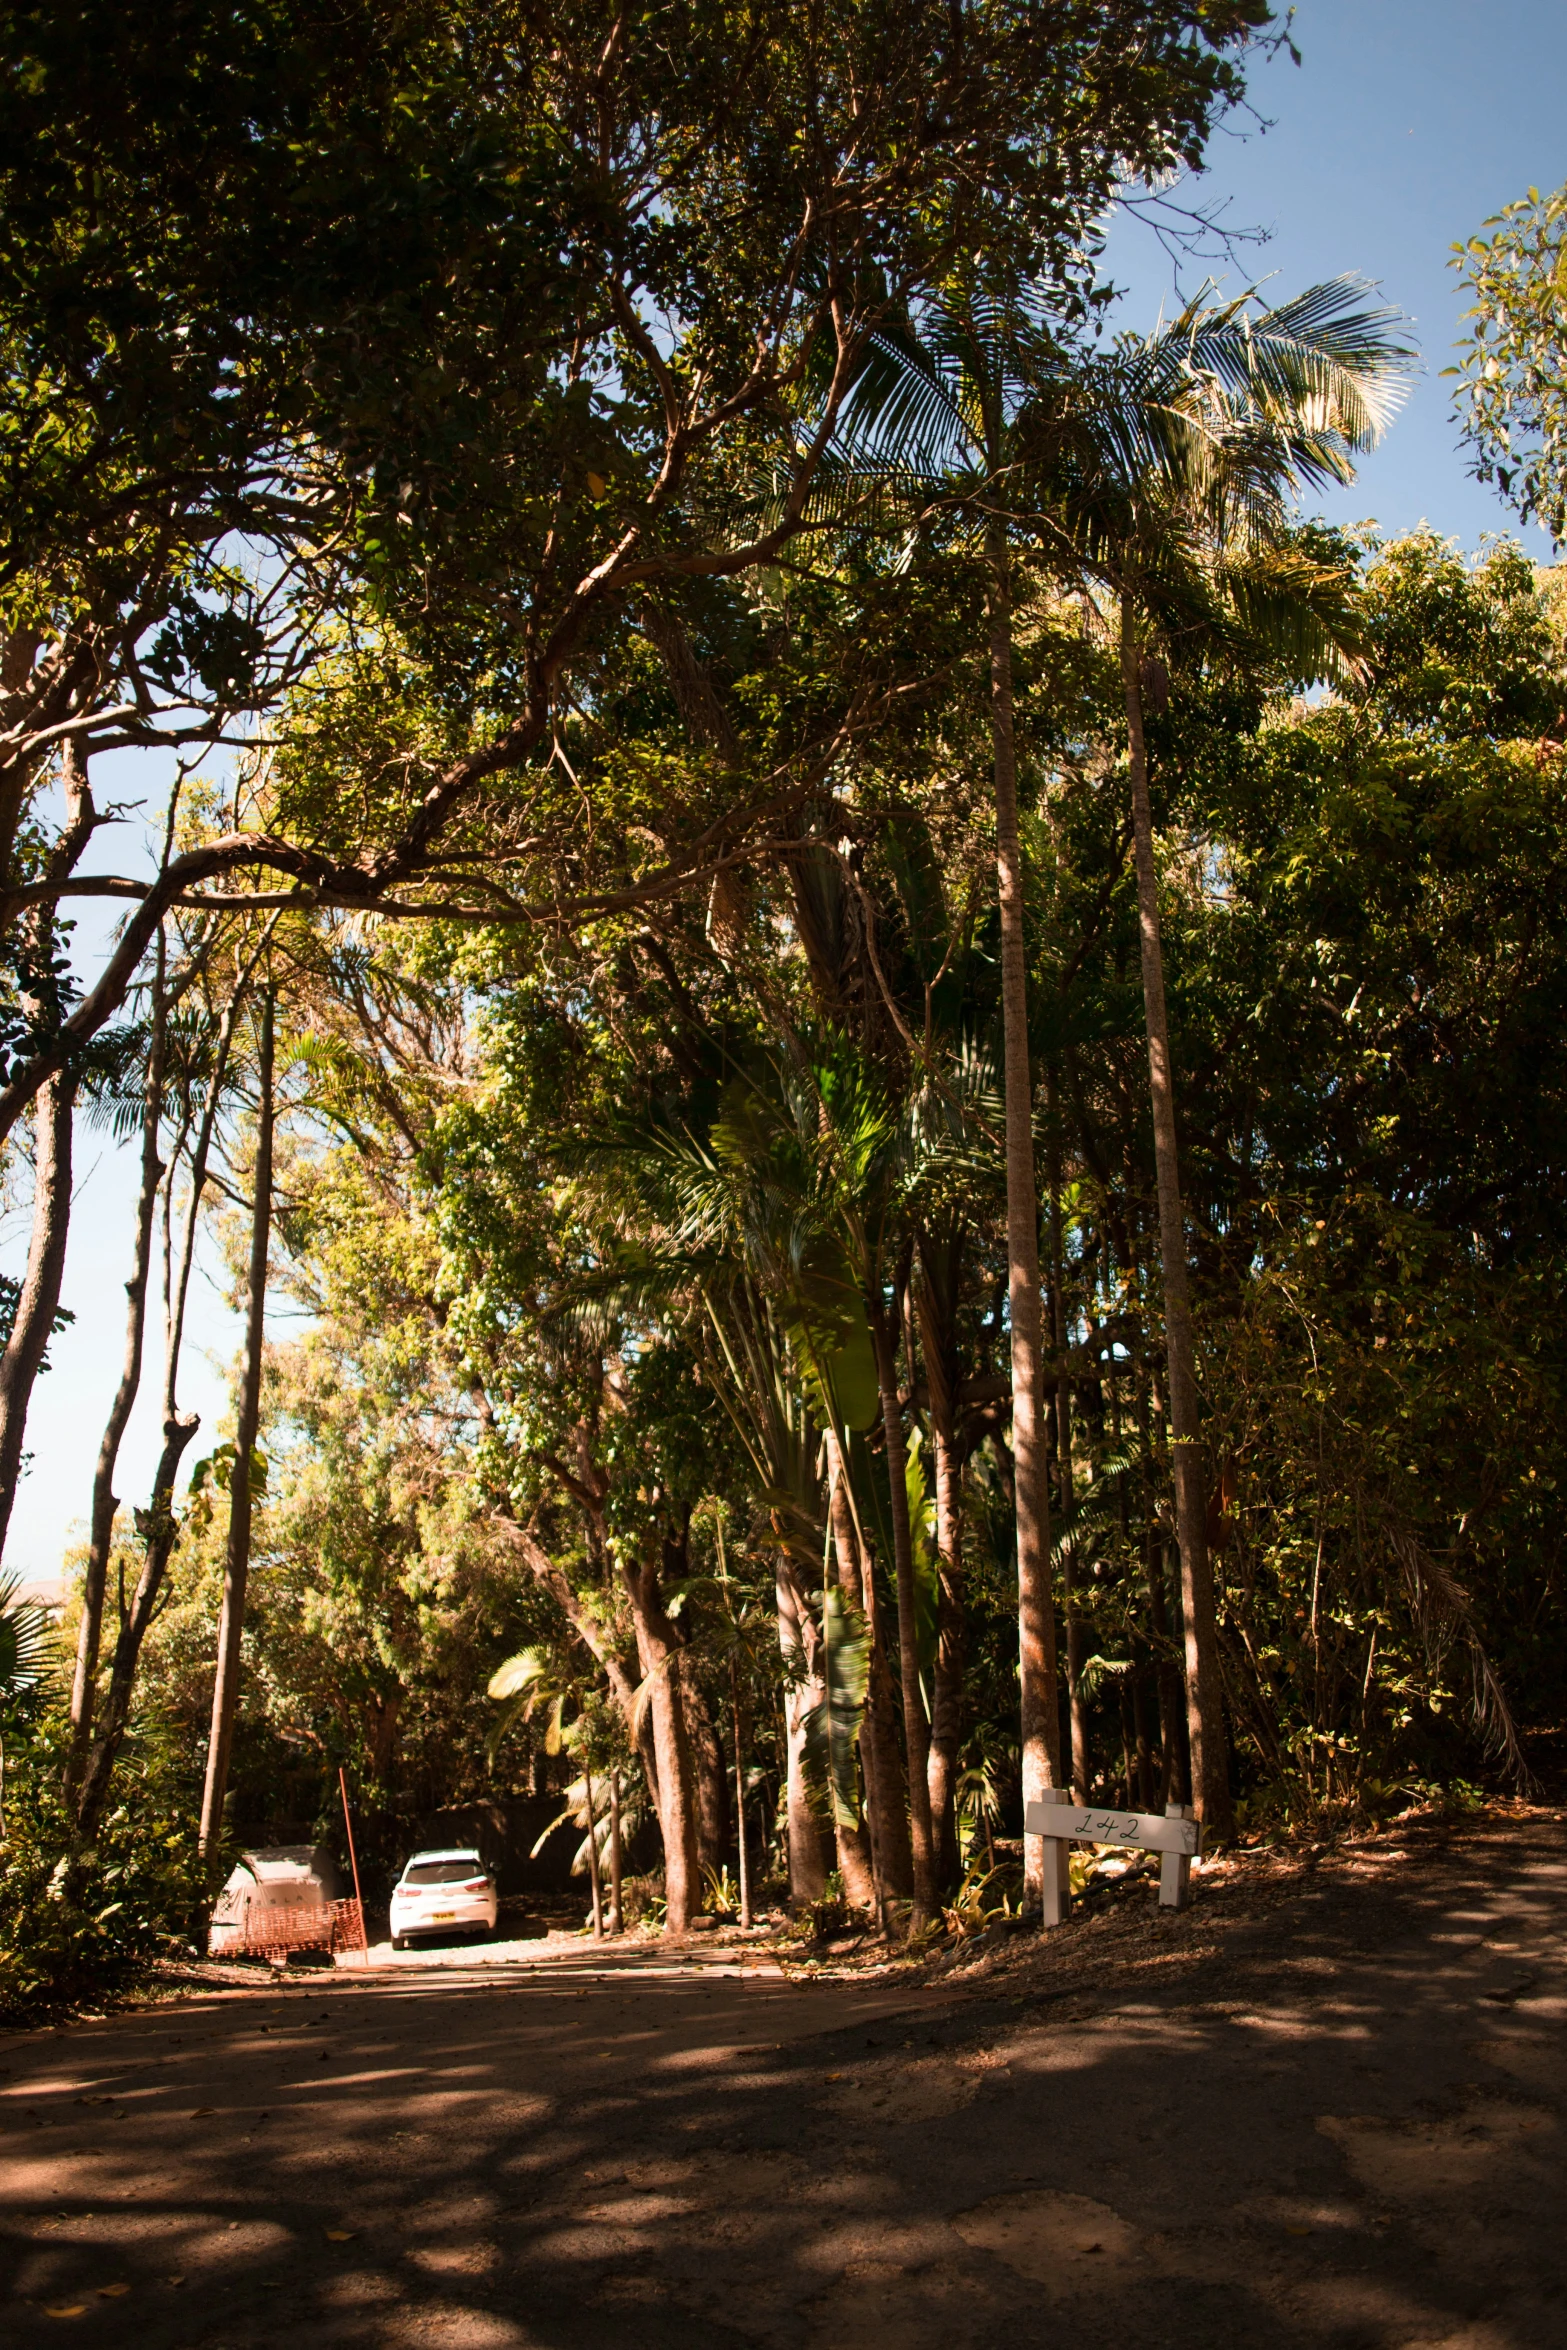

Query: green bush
0,1719,207,2023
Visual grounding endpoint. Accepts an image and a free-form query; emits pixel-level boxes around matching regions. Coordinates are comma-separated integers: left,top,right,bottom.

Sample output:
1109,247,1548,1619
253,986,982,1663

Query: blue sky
1103,0,1567,554
9,0,1567,1596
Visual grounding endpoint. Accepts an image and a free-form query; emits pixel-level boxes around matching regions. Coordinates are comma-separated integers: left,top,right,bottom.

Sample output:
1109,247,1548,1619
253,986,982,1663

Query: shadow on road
3,1815,1564,2348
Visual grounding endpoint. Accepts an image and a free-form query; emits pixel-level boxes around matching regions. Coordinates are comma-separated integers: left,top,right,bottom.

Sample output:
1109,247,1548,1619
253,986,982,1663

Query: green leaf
801,1587,870,1830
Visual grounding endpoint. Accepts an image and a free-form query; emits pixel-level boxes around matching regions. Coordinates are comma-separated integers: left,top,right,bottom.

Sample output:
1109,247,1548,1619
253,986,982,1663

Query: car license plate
429,1909,456,1921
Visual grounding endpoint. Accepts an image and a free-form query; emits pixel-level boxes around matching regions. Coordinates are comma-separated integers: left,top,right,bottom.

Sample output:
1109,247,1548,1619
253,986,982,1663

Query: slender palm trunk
868,1308,936,1930
198,988,276,1859
584,1761,603,1937
65,948,167,1797
927,1418,964,1889
986,516,1062,1906
821,1527,876,1910
0,1071,75,1561
827,1431,910,1906
915,1239,965,1893
776,1557,828,1907
1044,1084,1089,1797
609,1769,624,1933
728,1673,751,1929
1120,603,1233,1834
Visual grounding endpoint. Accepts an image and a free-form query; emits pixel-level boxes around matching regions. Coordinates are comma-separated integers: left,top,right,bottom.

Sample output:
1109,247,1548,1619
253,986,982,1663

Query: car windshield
403,1857,485,1886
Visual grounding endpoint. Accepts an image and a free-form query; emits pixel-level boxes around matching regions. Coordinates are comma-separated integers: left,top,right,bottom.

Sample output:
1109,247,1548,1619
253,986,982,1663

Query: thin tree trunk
869,1308,936,1931
776,1556,829,1909
915,1238,965,1895
1132,1647,1156,1808
0,741,102,1564
827,1431,910,1906
625,1557,702,1934
834,1791,876,1910
73,1411,204,1840
986,516,1062,1909
685,1658,728,1877
1120,603,1232,1834
0,1070,75,1561
926,1419,964,1892
821,1464,876,1913
64,941,168,1797
1045,1082,1089,1799
198,986,276,1859
608,1769,624,1933
728,1675,751,1929
584,1760,603,1938
73,947,262,1839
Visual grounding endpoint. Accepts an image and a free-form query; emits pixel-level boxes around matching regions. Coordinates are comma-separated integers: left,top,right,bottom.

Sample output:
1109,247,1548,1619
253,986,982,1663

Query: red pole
338,1766,369,1965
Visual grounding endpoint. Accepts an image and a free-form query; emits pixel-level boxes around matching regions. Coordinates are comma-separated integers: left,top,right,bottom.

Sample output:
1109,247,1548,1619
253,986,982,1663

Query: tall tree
1030,280,1416,1828
198,986,276,1857
0,1,1271,1152
1452,177,1567,542
64,938,167,1794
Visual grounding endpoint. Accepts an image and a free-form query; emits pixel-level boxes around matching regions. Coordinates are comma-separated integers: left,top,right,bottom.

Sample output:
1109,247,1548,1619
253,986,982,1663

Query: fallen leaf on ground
165,2276,186,2287
325,2229,356,2242
188,2107,214,2117
45,2308,87,2320
97,2283,131,2297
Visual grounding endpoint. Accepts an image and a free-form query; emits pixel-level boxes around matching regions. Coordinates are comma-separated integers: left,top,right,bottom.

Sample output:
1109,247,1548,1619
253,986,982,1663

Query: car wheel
392,1935,406,1952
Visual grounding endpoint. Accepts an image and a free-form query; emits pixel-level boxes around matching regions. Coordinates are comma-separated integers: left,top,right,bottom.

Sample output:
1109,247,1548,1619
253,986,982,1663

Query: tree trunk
72,941,266,1838
827,1432,911,1905
1120,603,1232,1834
1132,1645,1157,1808
927,1423,964,1894
776,1556,830,1908
822,1448,876,1910
198,986,276,1859
73,1408,203,1839
915,1238,965,1894
0,1070,75,1561
65,945,167,1797
1044,1086,1089,1799
624,1554,702,1934
868,1307,936,1931
728,1676,751,1930
584,1761,603,1938
986,515,1062,1908
0,740,101,1566
608,1770,624,1933
684,1656,728,1877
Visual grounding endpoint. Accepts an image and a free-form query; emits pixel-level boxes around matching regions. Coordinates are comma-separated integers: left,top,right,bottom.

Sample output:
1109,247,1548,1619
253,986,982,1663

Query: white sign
1024,1801,1201,1858
1023,1794,1200,1921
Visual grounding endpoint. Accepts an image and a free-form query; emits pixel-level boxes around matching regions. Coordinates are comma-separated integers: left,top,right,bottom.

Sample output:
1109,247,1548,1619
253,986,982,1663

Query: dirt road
3,1812,1564,2347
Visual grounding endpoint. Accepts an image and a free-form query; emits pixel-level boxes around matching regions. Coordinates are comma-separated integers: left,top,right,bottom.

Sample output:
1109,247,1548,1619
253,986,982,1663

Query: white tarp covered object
208,1845,343,1955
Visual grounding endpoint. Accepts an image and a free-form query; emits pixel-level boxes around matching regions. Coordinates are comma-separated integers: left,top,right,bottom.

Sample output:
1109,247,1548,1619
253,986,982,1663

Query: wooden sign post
1024,1794,1202,1923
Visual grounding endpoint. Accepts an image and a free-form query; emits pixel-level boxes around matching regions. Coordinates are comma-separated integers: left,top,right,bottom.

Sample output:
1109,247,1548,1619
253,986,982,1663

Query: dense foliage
7,9,1567,2015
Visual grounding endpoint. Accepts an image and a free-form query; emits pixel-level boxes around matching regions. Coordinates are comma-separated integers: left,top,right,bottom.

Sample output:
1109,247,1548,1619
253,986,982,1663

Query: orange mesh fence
236,1896,367,1961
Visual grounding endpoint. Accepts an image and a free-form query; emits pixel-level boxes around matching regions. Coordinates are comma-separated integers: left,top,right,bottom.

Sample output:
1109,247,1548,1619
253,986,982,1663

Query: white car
389,1848,499,1950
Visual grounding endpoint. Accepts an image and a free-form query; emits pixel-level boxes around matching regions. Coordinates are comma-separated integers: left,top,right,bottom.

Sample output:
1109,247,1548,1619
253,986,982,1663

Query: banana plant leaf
904,1436,941,1709
801,1586,870,1830
845,1429,938,1723
785,1232,880,1434
847,1425,896,1575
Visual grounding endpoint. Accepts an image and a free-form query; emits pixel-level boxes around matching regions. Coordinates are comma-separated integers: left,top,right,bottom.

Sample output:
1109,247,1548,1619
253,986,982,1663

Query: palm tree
1019,278,1417,1831
834,271,1414,1838
831,279,1074,1901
